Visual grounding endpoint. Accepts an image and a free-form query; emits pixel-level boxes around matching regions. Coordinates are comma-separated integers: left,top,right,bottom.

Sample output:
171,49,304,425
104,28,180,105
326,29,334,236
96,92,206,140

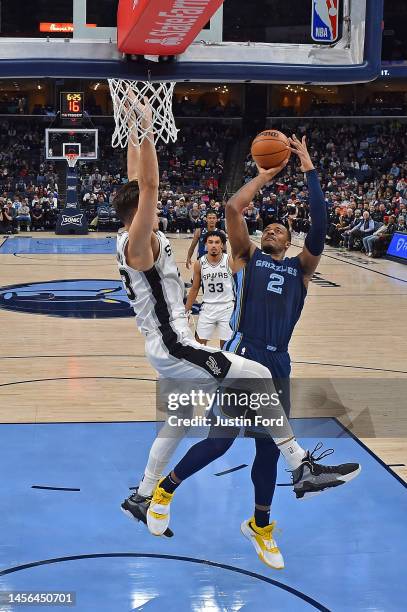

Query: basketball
251,130,291,170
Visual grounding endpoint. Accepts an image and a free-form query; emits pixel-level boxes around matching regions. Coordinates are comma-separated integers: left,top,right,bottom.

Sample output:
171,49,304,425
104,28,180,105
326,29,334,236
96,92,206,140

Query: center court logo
0,280,134,319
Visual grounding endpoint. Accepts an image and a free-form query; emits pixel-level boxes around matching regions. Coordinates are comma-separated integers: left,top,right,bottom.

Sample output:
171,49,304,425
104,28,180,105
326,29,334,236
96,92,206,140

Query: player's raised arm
226,160,288,262
289,135,327,281
125,91,141,182
127,128,140,182
185,260,202,312
127,99,160,270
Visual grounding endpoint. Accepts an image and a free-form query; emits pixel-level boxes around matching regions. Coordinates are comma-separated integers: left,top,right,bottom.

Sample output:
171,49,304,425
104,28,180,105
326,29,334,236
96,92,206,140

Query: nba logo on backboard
312,0,340,43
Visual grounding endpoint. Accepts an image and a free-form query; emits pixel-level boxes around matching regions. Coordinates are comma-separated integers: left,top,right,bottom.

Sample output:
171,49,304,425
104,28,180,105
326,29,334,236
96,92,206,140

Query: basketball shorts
220,334,292,437
144,322,292,441
196,303,234,341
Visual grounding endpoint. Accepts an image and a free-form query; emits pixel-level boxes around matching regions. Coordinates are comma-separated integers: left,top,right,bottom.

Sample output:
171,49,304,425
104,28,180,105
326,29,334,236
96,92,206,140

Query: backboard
0,0,383,84
45,129,98,161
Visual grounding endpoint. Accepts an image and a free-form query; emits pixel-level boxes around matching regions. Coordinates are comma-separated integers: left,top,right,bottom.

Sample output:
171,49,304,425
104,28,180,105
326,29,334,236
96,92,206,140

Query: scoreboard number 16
61,92,84,118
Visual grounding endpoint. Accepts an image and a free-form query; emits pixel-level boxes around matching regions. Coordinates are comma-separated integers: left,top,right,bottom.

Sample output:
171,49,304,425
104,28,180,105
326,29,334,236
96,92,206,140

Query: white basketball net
65,153,78,168
108,79,178,147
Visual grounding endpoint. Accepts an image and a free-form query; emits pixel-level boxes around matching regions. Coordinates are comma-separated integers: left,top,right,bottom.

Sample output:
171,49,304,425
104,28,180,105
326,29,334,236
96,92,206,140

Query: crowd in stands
77,122,236,231
243,120,407,257
0,119,60,233
1,117,407,261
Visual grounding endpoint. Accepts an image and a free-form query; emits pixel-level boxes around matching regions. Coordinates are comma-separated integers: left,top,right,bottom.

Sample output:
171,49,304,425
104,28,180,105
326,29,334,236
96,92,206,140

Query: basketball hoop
108,79,178,148
65,153,79,168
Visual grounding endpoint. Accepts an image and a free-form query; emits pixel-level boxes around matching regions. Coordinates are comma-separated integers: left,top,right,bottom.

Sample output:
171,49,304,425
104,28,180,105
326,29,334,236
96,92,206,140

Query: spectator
363,215,397,257
31,201,44,231
347,211,375,251
0,201,16,233
244,201,260,235
175,198,190,232
396,216,405,232
189,202,201,230
260,194,278,227
342,210,362,248
157,201,169,233
15,201,31,231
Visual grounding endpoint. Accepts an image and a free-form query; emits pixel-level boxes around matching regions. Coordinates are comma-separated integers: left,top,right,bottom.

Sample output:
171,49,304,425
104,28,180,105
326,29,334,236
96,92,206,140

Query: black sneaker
291,443,361,500
121,488,174,537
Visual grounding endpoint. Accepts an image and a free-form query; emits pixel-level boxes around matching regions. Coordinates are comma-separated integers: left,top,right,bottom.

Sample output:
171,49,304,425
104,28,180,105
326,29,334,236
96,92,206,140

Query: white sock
276,437,306,470
137,427,185,497
138,470,160,498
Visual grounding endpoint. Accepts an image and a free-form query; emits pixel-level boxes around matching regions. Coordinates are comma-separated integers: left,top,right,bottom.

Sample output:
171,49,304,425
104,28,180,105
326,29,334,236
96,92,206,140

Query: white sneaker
241,518,284,570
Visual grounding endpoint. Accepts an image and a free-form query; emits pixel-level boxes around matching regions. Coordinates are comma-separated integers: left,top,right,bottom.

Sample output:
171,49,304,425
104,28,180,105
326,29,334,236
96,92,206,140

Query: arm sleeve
304,169,328,256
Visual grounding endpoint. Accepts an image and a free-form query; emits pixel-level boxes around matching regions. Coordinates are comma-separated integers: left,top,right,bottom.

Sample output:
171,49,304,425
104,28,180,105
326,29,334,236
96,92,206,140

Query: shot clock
60,92,84,119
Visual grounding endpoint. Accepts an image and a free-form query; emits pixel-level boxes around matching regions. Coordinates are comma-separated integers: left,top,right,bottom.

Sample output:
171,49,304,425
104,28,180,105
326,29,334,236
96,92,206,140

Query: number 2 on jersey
267,273,284,294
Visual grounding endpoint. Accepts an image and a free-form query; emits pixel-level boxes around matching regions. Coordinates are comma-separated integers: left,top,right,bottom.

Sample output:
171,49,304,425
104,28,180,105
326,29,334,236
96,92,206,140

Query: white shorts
144,320,253,382
145,321,228,380
196,303,234,341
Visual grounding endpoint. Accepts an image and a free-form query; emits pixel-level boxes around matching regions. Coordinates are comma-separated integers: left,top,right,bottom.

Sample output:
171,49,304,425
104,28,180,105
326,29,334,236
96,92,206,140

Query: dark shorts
208,334,291,437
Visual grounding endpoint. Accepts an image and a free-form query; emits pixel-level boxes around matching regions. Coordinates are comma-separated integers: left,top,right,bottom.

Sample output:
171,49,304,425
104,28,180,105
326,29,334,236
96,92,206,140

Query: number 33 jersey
200,253,234,305
116,230,187,336
230,247,307,352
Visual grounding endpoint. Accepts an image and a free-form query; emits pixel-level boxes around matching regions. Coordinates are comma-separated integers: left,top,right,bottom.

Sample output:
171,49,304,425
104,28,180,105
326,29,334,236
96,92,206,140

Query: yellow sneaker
241,518,284,569
147,479,175,536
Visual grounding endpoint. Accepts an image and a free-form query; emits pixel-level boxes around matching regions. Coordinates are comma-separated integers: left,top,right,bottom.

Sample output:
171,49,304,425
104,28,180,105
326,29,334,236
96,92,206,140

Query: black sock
254,507,270,528
160,474,180,494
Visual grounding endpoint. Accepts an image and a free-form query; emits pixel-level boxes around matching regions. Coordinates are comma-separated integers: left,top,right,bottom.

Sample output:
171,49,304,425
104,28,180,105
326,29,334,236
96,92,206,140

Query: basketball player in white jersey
185,230,234,348
114,102,361,548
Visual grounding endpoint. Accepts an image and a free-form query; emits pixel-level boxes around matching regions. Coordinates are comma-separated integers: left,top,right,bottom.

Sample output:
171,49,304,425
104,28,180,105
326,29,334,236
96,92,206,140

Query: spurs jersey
116,230,187,336
200,254,234,305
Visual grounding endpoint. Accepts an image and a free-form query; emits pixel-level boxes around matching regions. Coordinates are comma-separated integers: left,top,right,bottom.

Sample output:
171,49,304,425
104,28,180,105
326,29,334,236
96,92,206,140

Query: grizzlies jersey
198,227,209,258
230,248,306,352
200,254,234,305
116,230,187,336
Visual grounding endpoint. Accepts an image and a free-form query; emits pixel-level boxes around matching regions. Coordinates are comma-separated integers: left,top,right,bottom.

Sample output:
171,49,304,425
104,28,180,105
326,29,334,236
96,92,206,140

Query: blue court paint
0,420,405,611
0,237,116,254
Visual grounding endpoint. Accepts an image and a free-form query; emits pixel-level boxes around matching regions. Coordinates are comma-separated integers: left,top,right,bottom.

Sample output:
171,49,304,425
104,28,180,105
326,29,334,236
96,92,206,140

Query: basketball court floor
0,232,406,611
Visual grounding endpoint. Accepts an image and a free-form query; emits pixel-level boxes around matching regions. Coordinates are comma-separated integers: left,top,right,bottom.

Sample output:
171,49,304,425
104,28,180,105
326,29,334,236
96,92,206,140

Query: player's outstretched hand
289,135,314,173
255,157,289,182
131,95,153,130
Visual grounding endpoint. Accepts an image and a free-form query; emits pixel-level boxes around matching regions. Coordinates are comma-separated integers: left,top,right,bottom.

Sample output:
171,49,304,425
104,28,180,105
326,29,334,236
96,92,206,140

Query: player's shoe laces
121,488,174,537
290,443,361,499
147,479,175,536
241,518,284,570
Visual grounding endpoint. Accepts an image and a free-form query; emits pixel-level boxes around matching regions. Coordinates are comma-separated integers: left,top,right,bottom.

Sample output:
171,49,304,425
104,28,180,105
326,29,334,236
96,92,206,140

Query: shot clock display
60,92,84,119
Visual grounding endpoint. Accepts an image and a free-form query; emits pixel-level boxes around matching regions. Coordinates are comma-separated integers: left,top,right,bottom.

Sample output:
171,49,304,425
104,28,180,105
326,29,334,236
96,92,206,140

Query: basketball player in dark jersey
146,136,361,569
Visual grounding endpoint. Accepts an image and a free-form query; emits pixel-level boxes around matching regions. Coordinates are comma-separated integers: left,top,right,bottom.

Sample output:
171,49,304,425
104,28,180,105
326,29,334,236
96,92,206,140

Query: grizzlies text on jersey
230,248,307,352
